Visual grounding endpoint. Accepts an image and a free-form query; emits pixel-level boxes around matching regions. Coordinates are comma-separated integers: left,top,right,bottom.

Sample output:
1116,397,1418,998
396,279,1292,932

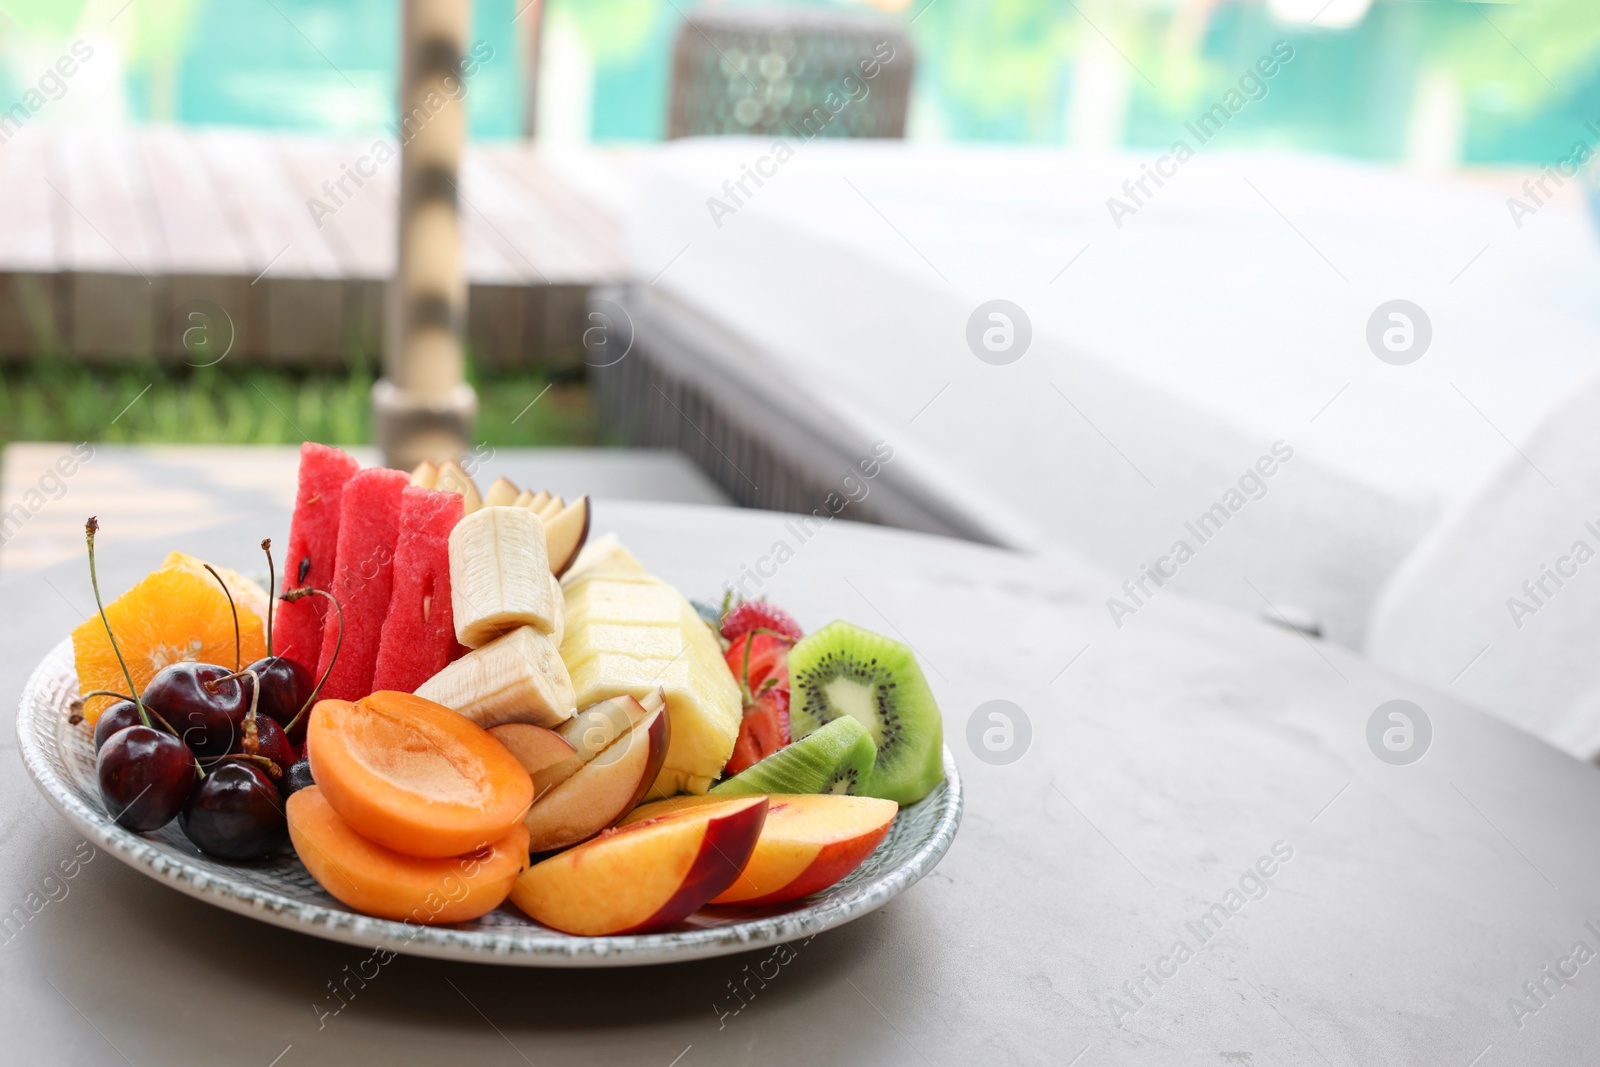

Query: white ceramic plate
17,638,963,967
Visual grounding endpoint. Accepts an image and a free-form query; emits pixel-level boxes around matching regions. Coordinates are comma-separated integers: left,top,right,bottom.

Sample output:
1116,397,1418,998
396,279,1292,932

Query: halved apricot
288,786,528,924
306,691,534,858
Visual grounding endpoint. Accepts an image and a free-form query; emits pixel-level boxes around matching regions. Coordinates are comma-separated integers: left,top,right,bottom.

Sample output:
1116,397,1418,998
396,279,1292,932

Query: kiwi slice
788,621,945,805
711,716,876,796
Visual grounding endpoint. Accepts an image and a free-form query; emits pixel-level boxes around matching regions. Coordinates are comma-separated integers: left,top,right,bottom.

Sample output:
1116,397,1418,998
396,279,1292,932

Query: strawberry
724,686,791,776
725,631,792,699
720,600,803,644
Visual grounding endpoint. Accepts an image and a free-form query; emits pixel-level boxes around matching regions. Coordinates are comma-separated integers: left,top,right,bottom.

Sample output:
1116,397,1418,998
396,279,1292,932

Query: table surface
628,141,1600,646
3,498,1596,1066
0,444,730,579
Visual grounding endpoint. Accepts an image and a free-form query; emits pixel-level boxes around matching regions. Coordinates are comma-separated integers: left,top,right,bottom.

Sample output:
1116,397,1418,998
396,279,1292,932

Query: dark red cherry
244,655,313,733
180,761,287,860
93,700,143,751
143,662,250,758
97,725,196,832
282,758,315,799
230,714,295,786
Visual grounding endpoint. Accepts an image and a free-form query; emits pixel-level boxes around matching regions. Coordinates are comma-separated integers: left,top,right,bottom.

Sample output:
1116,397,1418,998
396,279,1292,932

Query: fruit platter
17,444,961,966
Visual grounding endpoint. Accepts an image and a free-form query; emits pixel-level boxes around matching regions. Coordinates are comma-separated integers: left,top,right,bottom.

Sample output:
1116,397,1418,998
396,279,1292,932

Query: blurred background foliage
0,358,597,449
0,0,1595,162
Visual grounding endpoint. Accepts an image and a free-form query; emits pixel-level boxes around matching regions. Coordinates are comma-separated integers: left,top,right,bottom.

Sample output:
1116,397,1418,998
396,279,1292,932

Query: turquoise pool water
0,0,1595,163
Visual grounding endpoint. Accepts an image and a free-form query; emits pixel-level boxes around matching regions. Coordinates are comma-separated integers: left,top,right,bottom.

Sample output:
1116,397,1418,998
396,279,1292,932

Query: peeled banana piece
449,506,556,648
414,626,575,729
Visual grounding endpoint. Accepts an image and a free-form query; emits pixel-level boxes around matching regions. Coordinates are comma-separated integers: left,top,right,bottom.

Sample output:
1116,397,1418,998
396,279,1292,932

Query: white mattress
624,139,1600,645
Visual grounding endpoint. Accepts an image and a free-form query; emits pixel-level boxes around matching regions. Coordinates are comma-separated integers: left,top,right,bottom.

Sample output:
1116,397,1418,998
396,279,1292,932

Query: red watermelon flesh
313,467,410,701
275,443,360,671
371,486,468,693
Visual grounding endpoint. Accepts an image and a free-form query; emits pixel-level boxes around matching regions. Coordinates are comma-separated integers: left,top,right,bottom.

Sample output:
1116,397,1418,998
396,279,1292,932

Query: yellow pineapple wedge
559,536,740,797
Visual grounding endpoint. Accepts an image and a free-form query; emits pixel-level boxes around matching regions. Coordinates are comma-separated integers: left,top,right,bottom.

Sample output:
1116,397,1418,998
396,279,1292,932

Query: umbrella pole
375,0,477,470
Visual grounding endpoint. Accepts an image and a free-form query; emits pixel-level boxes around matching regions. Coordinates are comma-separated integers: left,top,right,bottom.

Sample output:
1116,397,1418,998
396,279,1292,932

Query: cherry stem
203,563,241,671
84,518,151,730
81,690,178,735
204,667,255,690
280,587,342,736
214,752,284,779
261,538,275,659
80,689,135,703
240,668,261,756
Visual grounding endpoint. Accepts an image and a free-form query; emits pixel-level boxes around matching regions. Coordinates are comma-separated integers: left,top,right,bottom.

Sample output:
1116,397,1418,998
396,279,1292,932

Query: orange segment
72,551,268,723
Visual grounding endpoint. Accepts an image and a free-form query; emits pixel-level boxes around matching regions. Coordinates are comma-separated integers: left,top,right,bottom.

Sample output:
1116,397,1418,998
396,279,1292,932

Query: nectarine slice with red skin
308,691,534,858
487,723,579,799
288,786,528,924
624,793,897,906
510,795,767,935
522,706,669,852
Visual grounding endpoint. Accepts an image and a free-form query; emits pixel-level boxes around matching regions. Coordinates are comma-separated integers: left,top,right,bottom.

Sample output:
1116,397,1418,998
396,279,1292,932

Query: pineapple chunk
561,534,651,585
559,542,740,797
566,622,683,662
567,653,738,798
564,580,683,627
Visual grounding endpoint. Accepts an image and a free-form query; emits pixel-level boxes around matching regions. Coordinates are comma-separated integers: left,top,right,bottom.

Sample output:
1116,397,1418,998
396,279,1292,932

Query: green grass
0,357,599,449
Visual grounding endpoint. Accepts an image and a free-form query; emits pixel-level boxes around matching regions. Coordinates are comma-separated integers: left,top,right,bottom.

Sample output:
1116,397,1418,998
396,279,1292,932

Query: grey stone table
1,500,1594,1066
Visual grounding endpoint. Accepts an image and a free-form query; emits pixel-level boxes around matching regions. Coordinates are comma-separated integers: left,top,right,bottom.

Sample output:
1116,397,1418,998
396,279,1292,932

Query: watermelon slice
371,486,468,693
313,467,410,701
276,443,360,671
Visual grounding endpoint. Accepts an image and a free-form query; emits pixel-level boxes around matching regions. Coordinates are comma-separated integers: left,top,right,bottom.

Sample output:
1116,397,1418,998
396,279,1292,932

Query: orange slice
72,551,268,724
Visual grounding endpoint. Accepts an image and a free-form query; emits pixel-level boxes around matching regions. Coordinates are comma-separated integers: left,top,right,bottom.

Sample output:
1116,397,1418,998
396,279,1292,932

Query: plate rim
17,637,963,967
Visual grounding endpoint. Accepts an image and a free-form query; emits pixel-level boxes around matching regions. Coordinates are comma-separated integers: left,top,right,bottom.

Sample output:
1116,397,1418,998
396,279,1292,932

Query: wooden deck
0,127,627,369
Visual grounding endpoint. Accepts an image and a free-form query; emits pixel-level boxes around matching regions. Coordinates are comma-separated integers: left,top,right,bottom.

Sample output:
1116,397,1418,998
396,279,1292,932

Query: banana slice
548,571,565,648
449,506,556,647
415,626,575,729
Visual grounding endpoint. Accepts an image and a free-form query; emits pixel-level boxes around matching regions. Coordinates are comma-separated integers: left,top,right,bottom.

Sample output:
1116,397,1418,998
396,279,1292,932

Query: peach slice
558,692,650,753
289,786,528,924
516,693,645,789
510,795,768,935
522,706,669,852
434,460,482,512
307,692,534,858
487,723,579,799
623,793,898,905
483,477,520,507
543,496,591,578
410,461,439,489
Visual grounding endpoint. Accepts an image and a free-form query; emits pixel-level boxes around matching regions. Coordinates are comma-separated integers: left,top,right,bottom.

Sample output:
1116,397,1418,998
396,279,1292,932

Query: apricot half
288,786,528,924
307,692,534,858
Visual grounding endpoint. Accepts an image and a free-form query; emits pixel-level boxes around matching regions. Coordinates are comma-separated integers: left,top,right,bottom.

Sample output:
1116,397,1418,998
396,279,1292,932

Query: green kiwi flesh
787,620,944,805
710,716,876,796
